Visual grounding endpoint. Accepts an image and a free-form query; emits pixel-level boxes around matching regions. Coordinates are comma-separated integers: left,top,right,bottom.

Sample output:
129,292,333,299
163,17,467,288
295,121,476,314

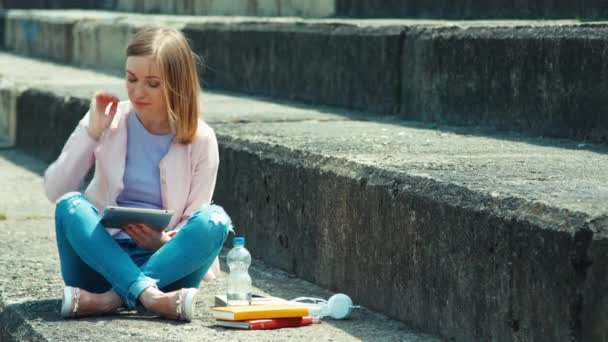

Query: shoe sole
60,286,72,318
182,288,197,321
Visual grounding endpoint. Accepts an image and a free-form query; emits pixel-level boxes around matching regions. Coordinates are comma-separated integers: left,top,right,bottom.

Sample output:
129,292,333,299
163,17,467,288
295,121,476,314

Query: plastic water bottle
226,236,252,305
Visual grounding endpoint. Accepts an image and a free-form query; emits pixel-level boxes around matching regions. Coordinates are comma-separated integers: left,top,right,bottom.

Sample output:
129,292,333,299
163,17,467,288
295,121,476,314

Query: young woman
43,27,231,321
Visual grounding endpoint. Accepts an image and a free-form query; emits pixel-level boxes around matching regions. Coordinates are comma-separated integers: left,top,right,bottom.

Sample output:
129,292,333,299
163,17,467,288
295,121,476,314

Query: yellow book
214,294,288,307
210,304,310,321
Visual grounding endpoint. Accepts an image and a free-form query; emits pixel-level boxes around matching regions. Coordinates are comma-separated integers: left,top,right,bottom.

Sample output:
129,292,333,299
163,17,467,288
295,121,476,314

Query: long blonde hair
126,27,201,144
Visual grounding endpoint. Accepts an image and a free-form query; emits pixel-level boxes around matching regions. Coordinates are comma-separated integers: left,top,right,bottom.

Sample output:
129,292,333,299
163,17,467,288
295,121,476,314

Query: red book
215,316,315,330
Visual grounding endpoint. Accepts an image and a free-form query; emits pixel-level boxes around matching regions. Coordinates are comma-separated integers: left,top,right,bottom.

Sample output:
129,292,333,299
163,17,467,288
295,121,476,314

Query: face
126,55,167,121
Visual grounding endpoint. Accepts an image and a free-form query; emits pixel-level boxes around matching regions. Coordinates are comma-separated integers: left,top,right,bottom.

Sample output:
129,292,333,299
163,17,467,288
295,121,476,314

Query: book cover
210,304,310,321
214,316,315,330
214,294,288,307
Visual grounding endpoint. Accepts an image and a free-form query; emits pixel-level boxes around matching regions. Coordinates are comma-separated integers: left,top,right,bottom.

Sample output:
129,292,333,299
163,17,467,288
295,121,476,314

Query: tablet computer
100,206,174,232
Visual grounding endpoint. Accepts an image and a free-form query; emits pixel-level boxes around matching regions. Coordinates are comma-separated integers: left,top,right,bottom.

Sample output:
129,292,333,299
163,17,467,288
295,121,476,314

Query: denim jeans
54,192,231,308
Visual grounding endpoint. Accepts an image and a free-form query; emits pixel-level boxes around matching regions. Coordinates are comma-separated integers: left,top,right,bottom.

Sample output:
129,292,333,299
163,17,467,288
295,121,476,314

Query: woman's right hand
87,91,119,141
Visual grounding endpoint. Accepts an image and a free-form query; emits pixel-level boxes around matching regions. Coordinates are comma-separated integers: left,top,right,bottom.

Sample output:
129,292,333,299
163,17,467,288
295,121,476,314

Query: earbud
327,293,356,319
290,293,361,320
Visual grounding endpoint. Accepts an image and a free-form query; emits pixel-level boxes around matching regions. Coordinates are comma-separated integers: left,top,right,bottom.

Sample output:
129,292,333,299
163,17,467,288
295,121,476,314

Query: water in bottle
226,236,252,306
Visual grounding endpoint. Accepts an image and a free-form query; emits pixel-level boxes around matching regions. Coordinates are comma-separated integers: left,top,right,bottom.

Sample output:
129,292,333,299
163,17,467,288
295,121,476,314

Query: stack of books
211,297,315,330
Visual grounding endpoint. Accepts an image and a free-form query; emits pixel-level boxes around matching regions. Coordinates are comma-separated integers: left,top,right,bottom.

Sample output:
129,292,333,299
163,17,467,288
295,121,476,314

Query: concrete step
0,0,334,18
2,0,608,20
0,152,435,342
3,10,608,143
335,1,608,20
1,53,607,341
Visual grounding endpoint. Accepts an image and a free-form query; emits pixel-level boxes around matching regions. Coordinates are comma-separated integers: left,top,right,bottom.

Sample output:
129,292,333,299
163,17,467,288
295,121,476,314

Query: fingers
104,102,112,115
124,224,158,241
124,224,146,242
104,101,119,116
138,224,155,234
94,91,119,116
106,99,119,116
95,91,118,104
102,98,119,116
124,224,166,250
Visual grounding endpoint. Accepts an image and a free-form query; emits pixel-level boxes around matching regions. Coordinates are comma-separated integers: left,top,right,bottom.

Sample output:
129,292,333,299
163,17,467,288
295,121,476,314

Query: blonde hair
126,27,201,144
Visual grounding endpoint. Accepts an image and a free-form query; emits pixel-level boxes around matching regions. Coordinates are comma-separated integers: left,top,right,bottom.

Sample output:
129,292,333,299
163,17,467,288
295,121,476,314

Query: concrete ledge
2,53,607,341
4,10,608,142
400,24,608,142
582,223,608,341
0,304,47,342
0,0,99,11
184,21,404,115
4,11,77,63
15,90,87,161
335,0,608,19
137,0,334,17
3,0,608,19
72,18,140,74
0,0,335,17
0,82,20,147
0,9,5,48
212,130,608,341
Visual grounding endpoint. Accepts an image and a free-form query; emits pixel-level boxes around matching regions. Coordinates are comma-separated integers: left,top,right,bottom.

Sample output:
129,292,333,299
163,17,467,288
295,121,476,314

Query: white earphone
290,293,361,320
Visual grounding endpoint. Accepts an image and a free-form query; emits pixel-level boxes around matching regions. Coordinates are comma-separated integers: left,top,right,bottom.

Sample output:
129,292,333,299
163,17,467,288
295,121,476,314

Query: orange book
210,304,310,321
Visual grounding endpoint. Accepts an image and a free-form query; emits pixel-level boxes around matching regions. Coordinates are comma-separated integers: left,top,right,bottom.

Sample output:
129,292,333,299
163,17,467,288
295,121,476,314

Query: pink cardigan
43,101,221,281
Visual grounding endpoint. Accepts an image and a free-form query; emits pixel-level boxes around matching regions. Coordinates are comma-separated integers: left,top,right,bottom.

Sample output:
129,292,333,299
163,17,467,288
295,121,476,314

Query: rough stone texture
252,0,334,18
335,0,608,19
0,149,439,342
4,0,608,19
3,53,607,341
4,10,136,70
401,24,608,143
15,90,88,162
582,220,608,342
72,19,137,73
0,0,44,9
0,9,5,48
162,0,335,17
0,82,19,147
73,11,190,73
4,11,76,63
0,0,101,10
0,0,335,17
12,87,354,163
211,122,608,341
184,21,404,115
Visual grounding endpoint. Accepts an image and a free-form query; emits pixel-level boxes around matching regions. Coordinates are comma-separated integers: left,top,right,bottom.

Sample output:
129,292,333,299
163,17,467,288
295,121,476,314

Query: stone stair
3,10,608,143
1,3,608,342
3,0,608,19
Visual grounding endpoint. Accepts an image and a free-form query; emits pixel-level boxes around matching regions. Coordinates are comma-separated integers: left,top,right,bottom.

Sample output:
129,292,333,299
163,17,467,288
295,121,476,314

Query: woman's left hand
124,224,171,250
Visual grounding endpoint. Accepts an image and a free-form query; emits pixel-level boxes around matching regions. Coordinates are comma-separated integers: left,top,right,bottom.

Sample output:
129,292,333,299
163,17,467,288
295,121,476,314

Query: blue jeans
54,192,231,308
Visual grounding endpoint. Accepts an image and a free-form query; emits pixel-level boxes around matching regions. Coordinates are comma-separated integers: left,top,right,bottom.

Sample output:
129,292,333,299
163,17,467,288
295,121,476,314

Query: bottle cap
233,236,245,246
